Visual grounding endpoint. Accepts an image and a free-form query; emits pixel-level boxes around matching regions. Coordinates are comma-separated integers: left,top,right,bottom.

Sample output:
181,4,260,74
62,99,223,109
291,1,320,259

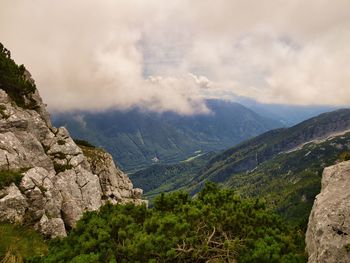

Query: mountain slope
0,43,143,239
130,152,215,201
236,96,338,126
194,109,350,185
135,109,350,224
52,100,282,172
222,131,350,224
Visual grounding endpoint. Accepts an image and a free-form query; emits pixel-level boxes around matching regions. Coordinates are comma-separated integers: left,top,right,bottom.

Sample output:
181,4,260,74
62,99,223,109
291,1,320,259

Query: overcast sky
1,0,350,114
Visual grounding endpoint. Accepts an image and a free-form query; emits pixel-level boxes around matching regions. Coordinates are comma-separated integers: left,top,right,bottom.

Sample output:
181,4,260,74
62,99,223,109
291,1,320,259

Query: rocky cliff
0,75,143,238
306,160,350,262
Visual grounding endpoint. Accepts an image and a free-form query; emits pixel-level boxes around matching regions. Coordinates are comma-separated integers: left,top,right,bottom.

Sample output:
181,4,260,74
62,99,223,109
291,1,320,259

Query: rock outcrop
0,84,143,238
306,160,350,263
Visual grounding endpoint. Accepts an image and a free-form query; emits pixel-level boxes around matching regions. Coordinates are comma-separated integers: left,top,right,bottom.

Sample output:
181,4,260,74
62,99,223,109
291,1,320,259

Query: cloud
0,0,349,114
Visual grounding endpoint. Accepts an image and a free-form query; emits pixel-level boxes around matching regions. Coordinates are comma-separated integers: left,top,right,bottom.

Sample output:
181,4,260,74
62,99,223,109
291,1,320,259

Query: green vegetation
339,151,350,161
53,100,281,172
0,43,37,109
57,140,66,146
0,104,9,119
345,244,350,253
74,139,96,148
222,132,350,225
53,152,67,160
130,152,215,202
37,183,306,262
197,109,350,185
77,142,106,165
0,223,47,262
53,163,73,174
137,128,350,227
0,170,24,188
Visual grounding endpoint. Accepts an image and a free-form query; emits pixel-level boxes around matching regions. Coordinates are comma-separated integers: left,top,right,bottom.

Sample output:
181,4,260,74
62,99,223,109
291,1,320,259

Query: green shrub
345,244,350,252
53,152,67,160
74,139,96,148
0,170,24,188
40,182,307,262
0,104,9,119
53,163,73,174
57,140,66,146
339,151,350,162
0,43,37,109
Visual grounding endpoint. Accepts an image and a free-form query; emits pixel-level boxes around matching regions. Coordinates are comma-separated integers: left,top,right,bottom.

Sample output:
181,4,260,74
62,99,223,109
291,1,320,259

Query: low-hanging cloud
0,0,349,114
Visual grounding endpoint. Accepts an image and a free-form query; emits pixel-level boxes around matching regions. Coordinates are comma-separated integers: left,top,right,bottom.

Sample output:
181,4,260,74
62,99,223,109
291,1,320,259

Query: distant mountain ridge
133,109,350,224
236,96,338,126
194,108,350,185
52,100,282,172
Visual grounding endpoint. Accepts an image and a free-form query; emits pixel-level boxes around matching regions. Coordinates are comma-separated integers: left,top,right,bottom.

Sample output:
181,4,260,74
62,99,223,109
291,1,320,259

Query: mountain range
52,100,282,172
1,42,350,262
236,96,338,126
131,109,350,225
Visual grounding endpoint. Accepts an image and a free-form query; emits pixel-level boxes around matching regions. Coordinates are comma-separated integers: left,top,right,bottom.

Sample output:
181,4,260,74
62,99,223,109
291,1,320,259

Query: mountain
193,109,350,185
0,43,143,238
135,109,350,224
221,130,350,224
52,100,282,172
236,96,338,126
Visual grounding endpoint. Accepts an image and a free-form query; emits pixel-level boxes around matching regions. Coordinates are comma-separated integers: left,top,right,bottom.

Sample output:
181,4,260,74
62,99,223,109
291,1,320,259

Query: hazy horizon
1,0,350,114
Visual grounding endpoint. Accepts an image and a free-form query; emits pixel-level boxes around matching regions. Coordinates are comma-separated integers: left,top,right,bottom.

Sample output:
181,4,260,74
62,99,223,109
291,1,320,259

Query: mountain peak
0,45,144,237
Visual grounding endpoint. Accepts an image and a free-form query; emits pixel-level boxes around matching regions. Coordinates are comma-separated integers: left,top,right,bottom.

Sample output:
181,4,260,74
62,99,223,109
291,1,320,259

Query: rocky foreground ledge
306,160,350,263
0,87,144,238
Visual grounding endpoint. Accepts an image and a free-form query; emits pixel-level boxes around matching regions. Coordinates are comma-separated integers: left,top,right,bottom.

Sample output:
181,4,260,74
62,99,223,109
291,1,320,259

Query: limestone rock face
0,184,28,223
0,88,144,238
81,146,143,205
306,160,350,263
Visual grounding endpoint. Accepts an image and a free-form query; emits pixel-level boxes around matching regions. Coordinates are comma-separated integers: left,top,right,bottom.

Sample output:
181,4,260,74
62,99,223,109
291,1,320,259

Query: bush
339,151,350,162
73,139,96,148
40,182,307,262
53,163,73,174
57,140,66,146
0,43,37,109
0,170,24,188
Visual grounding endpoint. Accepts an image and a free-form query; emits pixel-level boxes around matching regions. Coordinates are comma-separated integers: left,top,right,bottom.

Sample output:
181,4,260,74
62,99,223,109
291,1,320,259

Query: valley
133,109,350,226
2,1,350,259
52,100,283,172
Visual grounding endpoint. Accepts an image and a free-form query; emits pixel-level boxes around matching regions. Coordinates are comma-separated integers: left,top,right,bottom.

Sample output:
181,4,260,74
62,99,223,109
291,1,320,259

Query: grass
0,223,48,262
0,170,24,188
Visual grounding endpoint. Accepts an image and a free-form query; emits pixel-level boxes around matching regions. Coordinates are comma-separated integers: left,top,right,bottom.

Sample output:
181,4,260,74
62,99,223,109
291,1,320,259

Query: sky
1,0,350,114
